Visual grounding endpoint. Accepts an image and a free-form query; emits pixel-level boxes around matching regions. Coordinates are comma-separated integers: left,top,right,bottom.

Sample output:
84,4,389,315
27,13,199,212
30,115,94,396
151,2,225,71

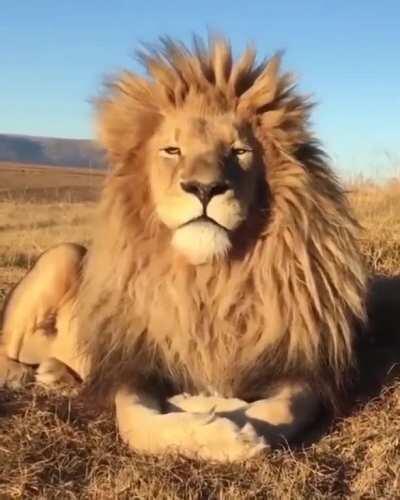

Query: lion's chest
139,274,284,396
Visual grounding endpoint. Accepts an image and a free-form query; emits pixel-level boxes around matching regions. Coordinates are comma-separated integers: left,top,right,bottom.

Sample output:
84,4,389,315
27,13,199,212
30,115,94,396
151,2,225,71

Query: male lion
0,36,366,461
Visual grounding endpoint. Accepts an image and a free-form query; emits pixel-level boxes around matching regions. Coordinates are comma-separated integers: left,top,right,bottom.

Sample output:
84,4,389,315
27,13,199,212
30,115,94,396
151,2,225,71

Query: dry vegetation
0,164,399,499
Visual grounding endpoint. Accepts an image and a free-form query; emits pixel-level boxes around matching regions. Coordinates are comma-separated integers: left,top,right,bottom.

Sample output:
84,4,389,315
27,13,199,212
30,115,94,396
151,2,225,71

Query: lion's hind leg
0,243,86,387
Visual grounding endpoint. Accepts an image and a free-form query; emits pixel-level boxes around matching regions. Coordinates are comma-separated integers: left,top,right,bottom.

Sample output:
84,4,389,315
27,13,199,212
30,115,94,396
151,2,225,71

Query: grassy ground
0,165,399,498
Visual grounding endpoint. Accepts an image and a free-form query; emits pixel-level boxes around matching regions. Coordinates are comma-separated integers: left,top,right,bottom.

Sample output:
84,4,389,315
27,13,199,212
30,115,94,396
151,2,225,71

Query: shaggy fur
78,36,366,409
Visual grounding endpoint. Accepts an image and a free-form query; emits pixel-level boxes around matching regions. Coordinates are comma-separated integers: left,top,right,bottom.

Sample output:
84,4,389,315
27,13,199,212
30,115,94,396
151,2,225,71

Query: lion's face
147,111,262,264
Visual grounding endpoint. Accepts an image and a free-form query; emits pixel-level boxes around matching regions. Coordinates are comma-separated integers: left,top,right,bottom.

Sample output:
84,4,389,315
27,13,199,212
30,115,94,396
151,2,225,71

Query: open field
0,162,104,203
0,164,399,498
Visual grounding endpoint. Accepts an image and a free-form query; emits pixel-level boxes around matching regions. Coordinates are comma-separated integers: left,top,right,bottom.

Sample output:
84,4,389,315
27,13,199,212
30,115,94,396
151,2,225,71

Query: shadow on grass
357,275,400,398
298,275,400,448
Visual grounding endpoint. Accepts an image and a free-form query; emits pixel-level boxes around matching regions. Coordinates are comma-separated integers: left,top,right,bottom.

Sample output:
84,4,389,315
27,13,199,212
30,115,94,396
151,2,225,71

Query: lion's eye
232,147,251,157
160,146,181,157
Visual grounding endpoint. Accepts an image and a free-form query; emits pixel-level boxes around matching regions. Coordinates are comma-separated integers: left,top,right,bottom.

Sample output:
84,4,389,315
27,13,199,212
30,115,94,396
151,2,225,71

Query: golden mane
78,37,366,408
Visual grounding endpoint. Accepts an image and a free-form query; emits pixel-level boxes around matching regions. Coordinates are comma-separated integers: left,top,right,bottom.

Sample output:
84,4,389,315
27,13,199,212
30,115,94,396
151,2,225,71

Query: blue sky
1,1,399,176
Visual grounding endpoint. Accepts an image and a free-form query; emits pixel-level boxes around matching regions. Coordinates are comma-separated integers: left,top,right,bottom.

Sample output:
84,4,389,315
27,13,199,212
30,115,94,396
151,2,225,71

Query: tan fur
83,37,366,405
1,244,85,364
0,36,367,461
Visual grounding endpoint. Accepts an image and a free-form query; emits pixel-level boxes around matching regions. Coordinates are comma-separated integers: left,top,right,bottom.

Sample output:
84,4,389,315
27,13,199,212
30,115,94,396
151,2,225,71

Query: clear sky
1,1,399,176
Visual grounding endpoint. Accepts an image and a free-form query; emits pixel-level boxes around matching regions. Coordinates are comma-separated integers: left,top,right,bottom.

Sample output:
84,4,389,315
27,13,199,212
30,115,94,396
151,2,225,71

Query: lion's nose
180,180,230,207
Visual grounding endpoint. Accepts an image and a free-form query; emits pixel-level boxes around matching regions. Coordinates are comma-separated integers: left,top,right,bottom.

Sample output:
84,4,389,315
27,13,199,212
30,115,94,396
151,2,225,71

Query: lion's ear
95,73,161,168
237,54,283,115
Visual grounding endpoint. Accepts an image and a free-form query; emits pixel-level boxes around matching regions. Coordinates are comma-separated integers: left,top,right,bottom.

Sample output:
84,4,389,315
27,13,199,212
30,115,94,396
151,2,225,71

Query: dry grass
0,165,399,499
350,179,400,276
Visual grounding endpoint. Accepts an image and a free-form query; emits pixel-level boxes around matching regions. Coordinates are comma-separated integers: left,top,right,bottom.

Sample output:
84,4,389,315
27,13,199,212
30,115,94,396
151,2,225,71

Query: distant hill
0,133,106,169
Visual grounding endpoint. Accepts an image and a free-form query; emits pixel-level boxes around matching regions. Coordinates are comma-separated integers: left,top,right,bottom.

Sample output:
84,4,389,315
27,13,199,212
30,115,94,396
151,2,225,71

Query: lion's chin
172,220,232,265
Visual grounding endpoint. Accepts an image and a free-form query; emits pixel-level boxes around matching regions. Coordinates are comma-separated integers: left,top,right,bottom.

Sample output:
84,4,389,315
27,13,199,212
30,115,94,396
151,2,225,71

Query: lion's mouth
181,215,229,232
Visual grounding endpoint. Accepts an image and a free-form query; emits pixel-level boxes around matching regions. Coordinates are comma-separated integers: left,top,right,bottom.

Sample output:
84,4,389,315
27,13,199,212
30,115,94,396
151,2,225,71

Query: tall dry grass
350,179,400,275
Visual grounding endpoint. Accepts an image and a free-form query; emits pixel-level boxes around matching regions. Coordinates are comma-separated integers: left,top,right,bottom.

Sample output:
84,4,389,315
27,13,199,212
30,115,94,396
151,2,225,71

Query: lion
0,36,367,462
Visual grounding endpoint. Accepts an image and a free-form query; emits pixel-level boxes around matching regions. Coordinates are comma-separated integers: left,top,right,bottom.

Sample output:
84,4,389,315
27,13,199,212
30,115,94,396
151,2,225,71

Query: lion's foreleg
115,385,266,462
245,381,320,445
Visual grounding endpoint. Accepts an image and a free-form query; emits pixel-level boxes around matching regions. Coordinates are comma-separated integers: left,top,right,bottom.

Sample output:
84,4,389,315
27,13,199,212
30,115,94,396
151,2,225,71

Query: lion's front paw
157,411,267,461
120,409,266,462
0,356,33,389
168,393,248,414
36,358,78,392
192,415,267,462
